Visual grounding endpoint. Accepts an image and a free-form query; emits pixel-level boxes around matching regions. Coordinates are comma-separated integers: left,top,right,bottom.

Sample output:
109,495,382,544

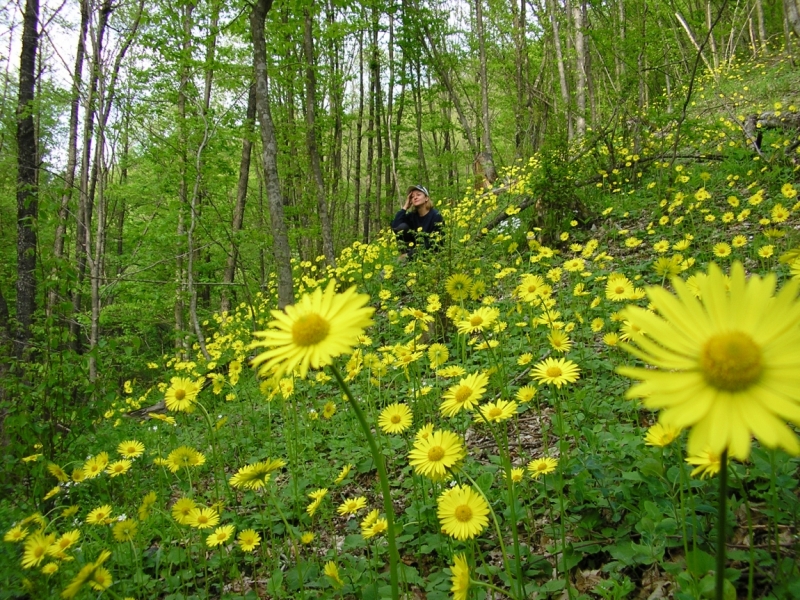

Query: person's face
410,190,427,206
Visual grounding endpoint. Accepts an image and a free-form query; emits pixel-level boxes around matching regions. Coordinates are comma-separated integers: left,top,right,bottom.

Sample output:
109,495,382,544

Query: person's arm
391,208,411,231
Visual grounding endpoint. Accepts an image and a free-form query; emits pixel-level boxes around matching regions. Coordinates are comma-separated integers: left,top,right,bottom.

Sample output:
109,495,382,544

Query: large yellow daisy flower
436,485,489,540
456,307,499,335
531,357,581,388
445,274,474,302
229,458,286,490
440,372,489,417
474,399,518,423
250,281,374,379
408,430,465,480
164,377,200,412
619,262,800,460
378,403,413,434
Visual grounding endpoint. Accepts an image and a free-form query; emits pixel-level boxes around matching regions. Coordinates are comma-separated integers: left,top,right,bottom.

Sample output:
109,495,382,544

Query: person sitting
391,185,445,258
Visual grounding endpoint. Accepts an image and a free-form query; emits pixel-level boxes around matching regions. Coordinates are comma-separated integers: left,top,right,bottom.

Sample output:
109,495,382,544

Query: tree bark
221,84,256,314
303,3,336,267
787,0,800,38
50,0,88,317
549,0,572,140
14,0,40,358
475,0,497,182
573,0,587,139
251,0,294,308
354,29,364,240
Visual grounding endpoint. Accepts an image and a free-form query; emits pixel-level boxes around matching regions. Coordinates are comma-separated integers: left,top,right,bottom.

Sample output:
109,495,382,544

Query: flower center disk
700,331,763,392
454,386,472,403
427,446,445,462
292,313,331,347
454,505,473,522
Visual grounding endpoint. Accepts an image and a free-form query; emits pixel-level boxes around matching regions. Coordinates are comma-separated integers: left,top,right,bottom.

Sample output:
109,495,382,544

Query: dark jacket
391,208,445,255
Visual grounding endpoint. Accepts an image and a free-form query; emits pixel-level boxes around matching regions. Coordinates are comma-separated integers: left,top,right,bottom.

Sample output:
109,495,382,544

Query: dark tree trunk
14,0,40,358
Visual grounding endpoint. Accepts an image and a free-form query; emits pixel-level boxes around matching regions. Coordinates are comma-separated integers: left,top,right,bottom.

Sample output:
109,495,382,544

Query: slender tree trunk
50,0,88,316
364,24,376,243
221,84,256,314
14,0,40,358
475,0,497,182
175,1,193,356
303,3,336,267
573,0,587,139
354,29,364,240
413,59,429,184
87,0,143,381
786,0,800,39
616,0,626,89
372,6,383,236
754,0,767,52
549,0,572,140
251,0,294,308
706,1,720,69
418,24,478,154
511,0,527,156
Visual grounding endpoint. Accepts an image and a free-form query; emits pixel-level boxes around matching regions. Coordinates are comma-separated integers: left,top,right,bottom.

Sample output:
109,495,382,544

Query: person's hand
402,195,412,210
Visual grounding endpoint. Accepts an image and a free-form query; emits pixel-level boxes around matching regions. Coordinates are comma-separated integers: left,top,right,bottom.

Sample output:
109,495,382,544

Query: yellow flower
436,365,466,378
334,464,352,484
475,399,518,423
117,440,145,458
86,505,113,525
440,372,489,417
437,485,489,540
323,561,344,587
138,491,158,520
644,423,682,447
164,377,200,412
250,280,375,379
337,497,367,515
619,262,800,460
713,243,731,258
686,449,723,479
515,385,537,403
237,529,261,552
22,532,54,569
456,307,499,335
378,403,413,434
229,458,285,490
503,467,525,483
47,463,69,483
300,532,315,545
605,276,634,301
408,430,465,480
185,507,220,529
731,235,747,248
82,452,109,479
531,357,580,388
41,562,59,575
450,554,470,600
206,525,235,547
47,529,80,557
306,488,328,517
517,353,533,365
758,245,774,258
166,446,206,473
112,519,138,542
427,343,449,368
43,486,61,500
547,330,572,353
106,460,132,477
60,549,111,599
171,498,197,524
362,517,388,539
527,457,558,478
4,524,29,543
89,567,113,591
445,274,473,302
322,401,337,419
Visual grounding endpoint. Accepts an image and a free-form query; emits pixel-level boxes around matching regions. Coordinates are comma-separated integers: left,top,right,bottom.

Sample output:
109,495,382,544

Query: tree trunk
354,29,364,240
786,0,800,38
221,84,256,314
573,0,587,139
413,59,429,184
754,0,767,52
303,3,336,267
14,0,40,358
175,0,193,357
706,2,720,70
50,0,88,317
418,24,479,154
251,0,294,308
475,0,497,183
549,0,572,140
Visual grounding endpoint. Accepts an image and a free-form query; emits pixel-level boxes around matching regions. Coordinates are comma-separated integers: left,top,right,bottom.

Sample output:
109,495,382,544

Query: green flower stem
330,365,400,600
195,400,224,502
554,389,572,599
716,449,728,600
729,466,755,600
472,579,511,597
458,469,520,600
267,487,305,600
